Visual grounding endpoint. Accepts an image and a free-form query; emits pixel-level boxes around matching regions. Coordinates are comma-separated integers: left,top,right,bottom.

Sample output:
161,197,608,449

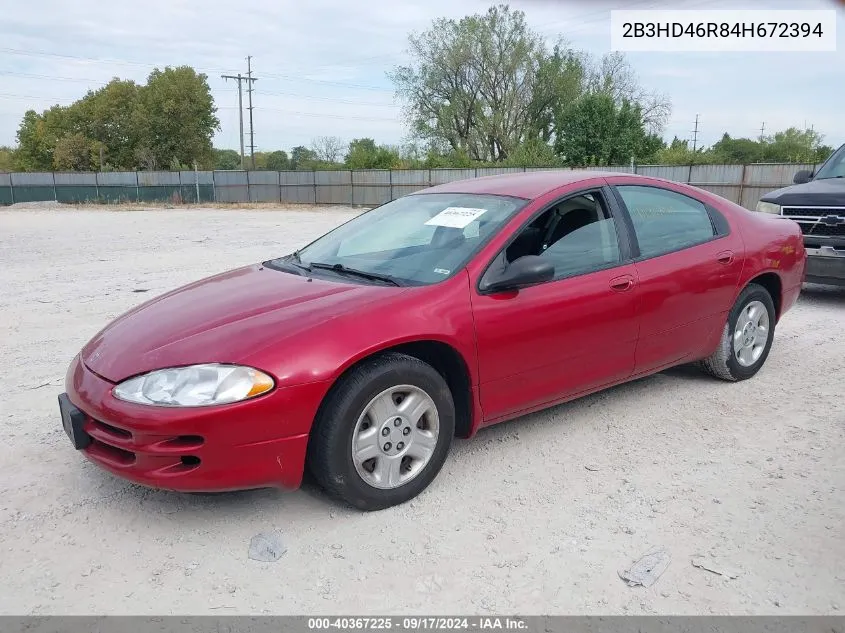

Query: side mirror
482,255,554,293
793,170,813,184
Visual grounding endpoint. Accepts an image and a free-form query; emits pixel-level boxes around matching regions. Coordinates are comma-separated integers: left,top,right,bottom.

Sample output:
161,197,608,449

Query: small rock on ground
248,531,287,562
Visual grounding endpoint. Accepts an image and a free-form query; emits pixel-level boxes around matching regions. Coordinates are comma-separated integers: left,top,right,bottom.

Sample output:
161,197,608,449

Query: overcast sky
1,0,843,154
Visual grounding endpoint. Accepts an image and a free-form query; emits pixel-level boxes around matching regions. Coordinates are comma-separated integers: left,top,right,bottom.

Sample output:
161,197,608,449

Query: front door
470,187,641,424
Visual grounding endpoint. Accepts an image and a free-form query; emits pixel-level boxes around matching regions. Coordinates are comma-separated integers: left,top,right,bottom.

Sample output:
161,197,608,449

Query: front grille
803,223,845,237
783,206,845,218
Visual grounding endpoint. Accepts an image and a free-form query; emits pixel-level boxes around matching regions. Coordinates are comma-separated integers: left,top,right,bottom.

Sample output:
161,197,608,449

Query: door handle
609,274,634,292
717,250,734,265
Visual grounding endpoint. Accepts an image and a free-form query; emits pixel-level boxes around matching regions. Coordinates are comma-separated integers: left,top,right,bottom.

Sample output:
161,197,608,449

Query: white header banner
610,10,837,52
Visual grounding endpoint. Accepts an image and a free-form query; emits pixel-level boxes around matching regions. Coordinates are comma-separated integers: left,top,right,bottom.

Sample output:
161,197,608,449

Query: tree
74,79,140,169
344,138,399,169
503,138,561,167
0,146,13,172
14,110,56,170
213,148,241,170
710,133,762,163
290,145,318,170
586,52,670,134
555,93,662,166
311,136,345,164
53,133,99,171
763,127,831,163
133,66,219,169
264,150,290,170
390,4,551,162
13,66,219,171
390,5,669,164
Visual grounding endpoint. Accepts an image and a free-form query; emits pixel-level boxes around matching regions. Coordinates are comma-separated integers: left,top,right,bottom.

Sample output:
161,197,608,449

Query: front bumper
805,246,845,287
62,355,331,492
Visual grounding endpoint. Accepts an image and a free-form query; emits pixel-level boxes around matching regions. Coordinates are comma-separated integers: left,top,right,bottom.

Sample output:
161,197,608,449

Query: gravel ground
0,206,843,616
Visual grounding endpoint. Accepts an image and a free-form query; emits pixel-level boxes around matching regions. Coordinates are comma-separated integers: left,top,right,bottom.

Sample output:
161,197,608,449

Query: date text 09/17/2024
307,618,528,630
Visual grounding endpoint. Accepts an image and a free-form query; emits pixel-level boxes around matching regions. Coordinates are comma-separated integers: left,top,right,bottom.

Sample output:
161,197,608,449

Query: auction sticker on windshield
425,207,487,229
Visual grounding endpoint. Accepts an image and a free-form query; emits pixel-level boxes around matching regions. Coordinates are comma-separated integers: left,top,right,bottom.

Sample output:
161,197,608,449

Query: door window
615,186,716,258
502,191,621,281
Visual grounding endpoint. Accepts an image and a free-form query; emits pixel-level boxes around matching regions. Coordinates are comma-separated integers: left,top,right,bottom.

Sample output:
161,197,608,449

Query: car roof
419,169,633,199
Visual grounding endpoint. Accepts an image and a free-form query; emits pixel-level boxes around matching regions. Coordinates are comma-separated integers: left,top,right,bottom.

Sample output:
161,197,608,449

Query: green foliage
761,127,832,163
15,110,55,170
555,93,661,166
13,67,219,171
213,148,241,170
264,150,291,171
52,133,100,171
290,146,318,170
502,138,562,167
344,138,399,169
390,4,669,164
132,67,219,170
710,133,762,163
653,128,835,166
0,146,13,172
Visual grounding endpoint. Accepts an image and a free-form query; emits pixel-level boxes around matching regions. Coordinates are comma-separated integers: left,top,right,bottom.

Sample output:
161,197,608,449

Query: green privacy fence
0,170,216,205
0,163,822,210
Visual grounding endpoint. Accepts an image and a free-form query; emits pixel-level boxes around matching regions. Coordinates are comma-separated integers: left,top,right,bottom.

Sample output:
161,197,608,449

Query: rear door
608,180,744,374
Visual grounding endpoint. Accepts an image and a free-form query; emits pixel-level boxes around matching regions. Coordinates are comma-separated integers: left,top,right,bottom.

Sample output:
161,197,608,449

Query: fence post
738,163,747,207
95,172,100,202
313,171,318,205
687,164,693,184
9,175,14,205
212,170,217,202
389,169,393,201
349,169,353,205
52,172,57,201
428,168,432,187
135,171,140,202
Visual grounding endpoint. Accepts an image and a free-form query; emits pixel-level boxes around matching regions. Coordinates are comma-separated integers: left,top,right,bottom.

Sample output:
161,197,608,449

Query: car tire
306,352,455,511
699,282,776,382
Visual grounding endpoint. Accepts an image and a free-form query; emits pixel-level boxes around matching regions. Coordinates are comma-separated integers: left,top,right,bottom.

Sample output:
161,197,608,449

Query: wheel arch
746,271,783,321
319,338,476,439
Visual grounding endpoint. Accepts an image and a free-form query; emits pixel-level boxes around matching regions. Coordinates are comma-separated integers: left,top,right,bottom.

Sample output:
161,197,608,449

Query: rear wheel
700,283,776,381
307,352,455,510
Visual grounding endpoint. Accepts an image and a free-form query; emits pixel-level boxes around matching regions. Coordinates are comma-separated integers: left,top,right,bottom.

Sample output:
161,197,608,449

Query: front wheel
307,352,455,510
700,282,776,381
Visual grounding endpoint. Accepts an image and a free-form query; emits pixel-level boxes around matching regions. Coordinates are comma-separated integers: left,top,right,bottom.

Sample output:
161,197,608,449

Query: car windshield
276,193,526,286
814,144,845,180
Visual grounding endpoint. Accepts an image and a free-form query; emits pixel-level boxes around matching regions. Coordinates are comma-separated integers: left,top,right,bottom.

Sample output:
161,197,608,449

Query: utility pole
222,73,246,169
246,56,256,169
691,114,700,153
222,63,258,170
759,121,766,143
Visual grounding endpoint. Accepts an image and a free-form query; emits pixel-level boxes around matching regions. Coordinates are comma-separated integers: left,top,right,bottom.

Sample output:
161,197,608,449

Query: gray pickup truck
756,143,845,286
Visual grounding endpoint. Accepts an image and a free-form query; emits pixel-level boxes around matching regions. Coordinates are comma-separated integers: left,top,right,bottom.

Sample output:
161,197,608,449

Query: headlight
112,364,274,407
756,201,782,215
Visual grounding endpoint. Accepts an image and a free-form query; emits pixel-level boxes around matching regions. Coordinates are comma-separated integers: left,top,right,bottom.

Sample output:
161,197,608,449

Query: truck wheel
700,283,776,382
307,352,455,511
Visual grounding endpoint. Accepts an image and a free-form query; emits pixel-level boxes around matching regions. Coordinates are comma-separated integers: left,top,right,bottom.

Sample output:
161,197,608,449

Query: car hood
761,178,845,207
82,264,399,382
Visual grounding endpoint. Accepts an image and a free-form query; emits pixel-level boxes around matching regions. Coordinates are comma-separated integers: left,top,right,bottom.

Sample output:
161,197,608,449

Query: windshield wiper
308,262,402,287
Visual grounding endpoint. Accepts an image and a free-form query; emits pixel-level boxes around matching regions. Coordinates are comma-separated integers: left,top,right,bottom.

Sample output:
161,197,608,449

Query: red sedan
60,171,806,510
